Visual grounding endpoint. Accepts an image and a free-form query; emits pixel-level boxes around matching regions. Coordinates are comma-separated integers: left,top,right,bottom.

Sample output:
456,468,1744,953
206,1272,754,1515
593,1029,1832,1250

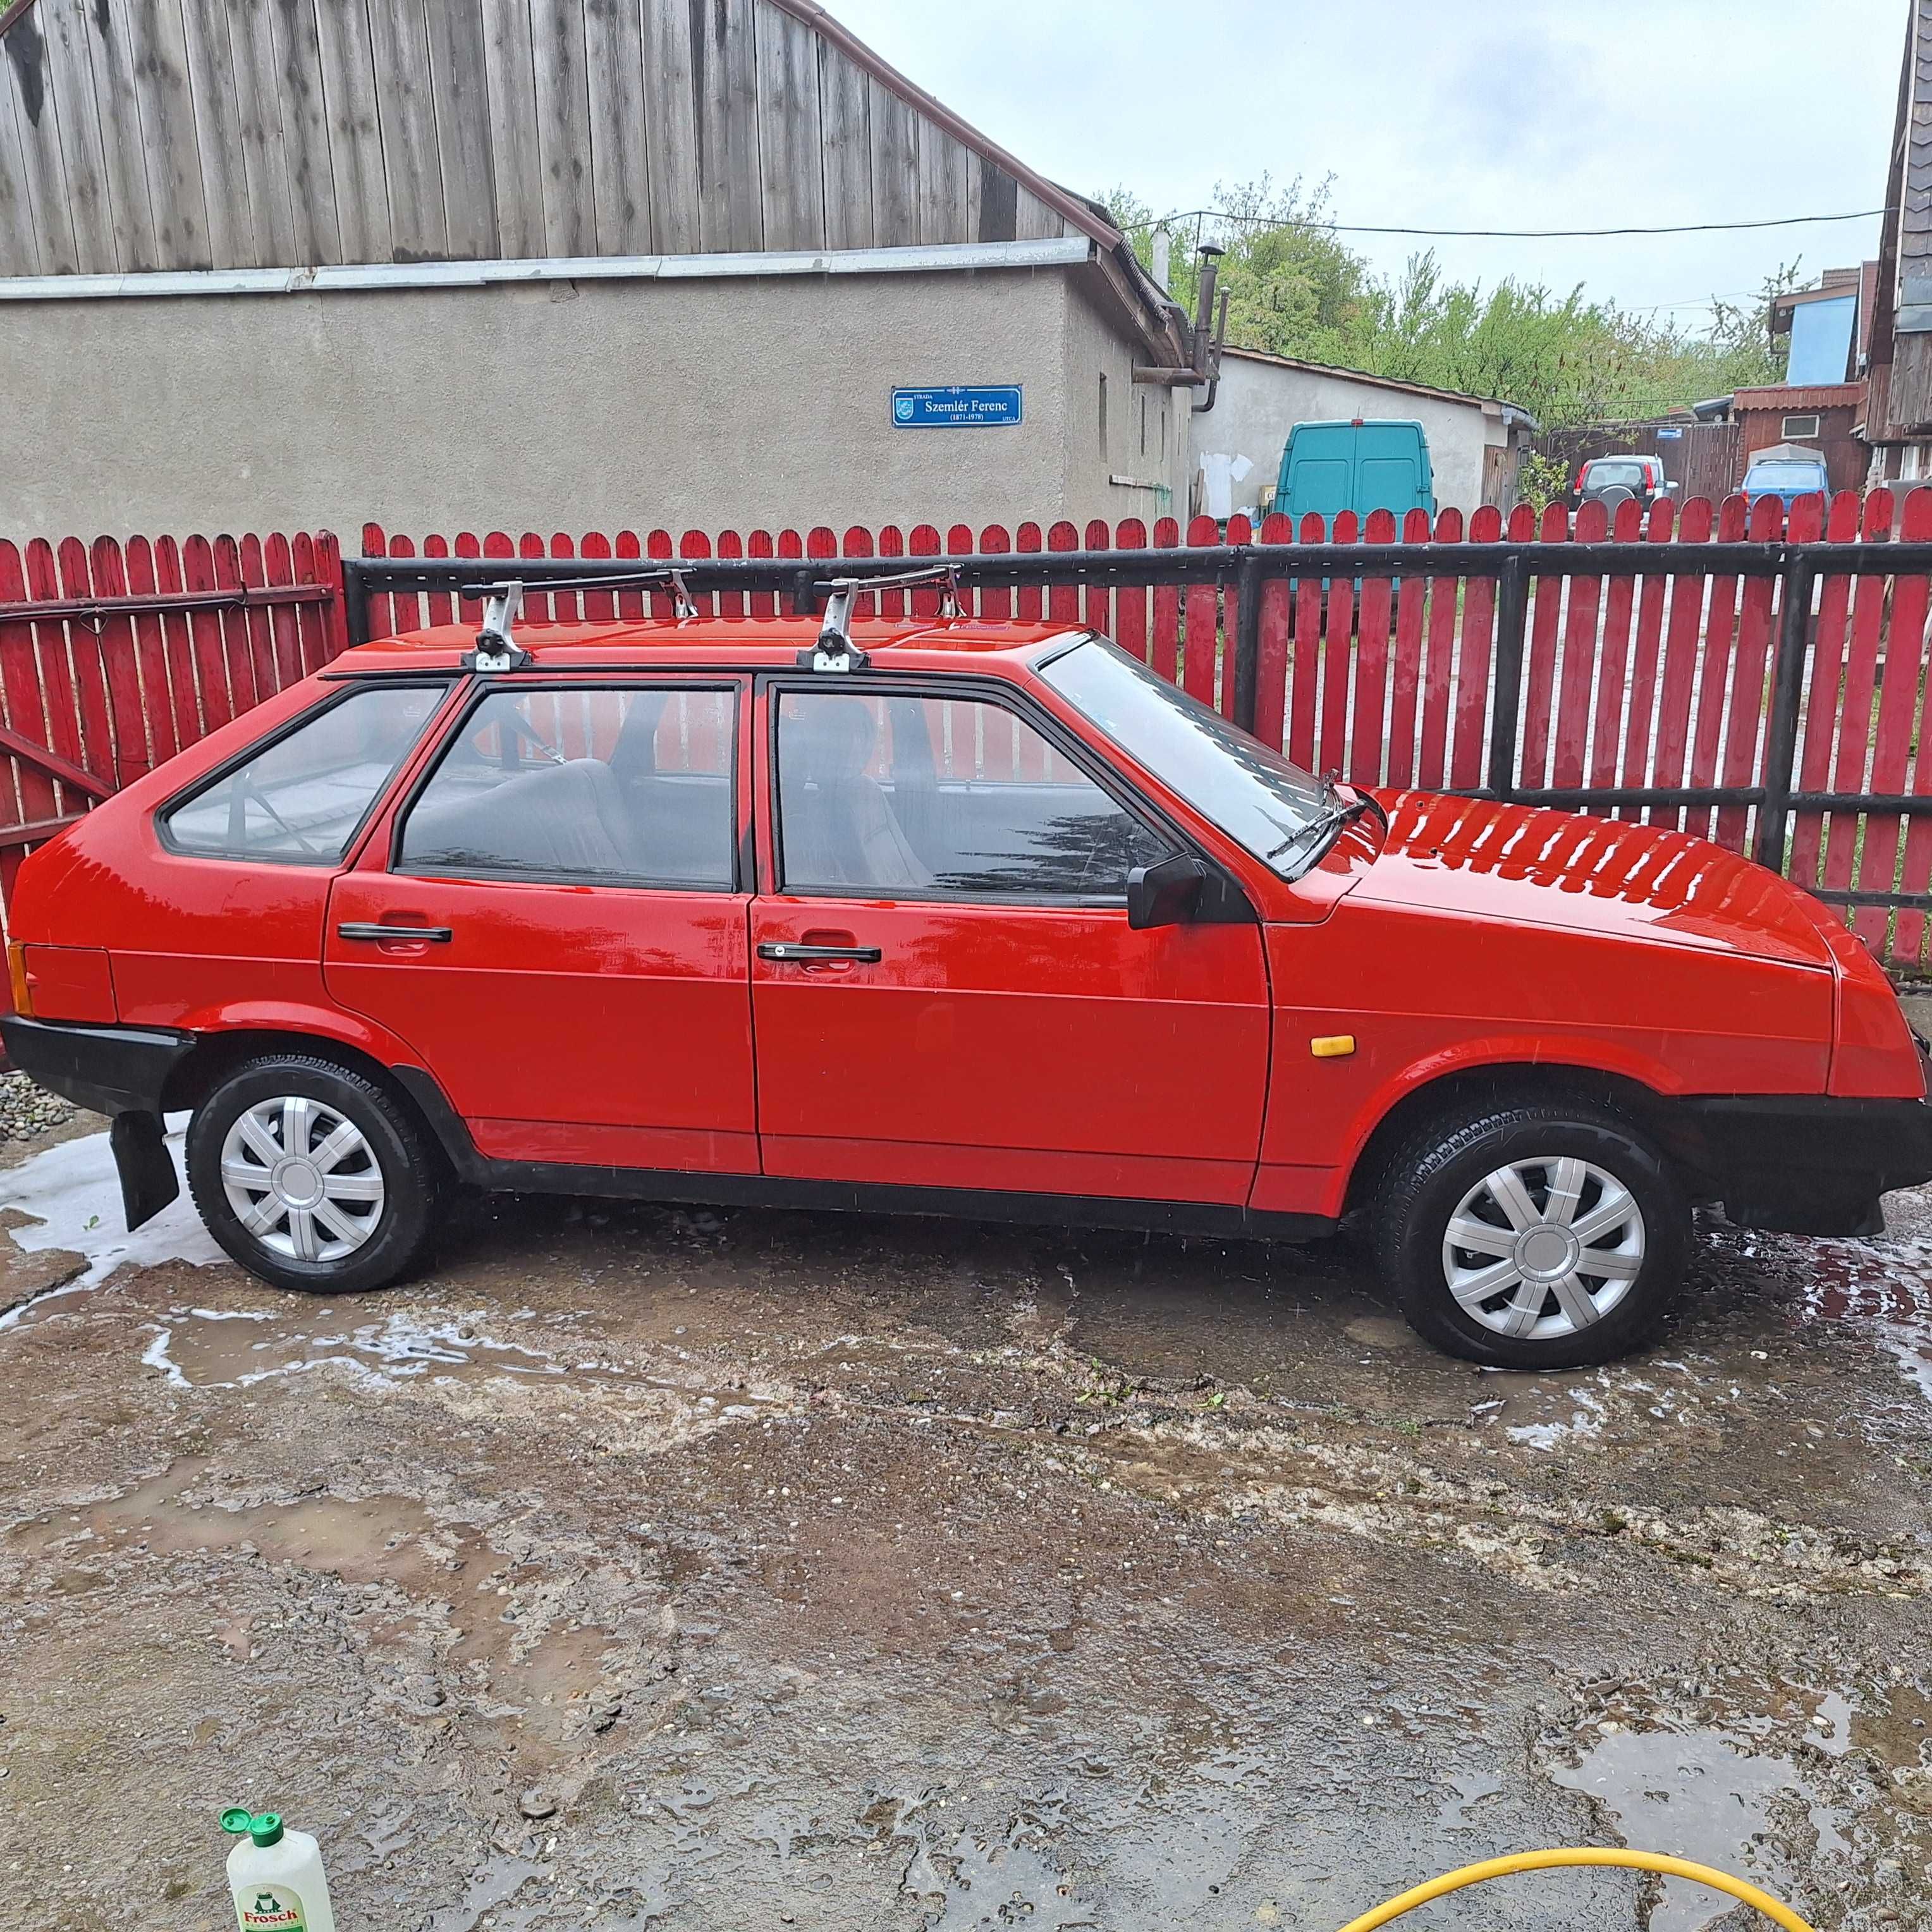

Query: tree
1098,178,1800,429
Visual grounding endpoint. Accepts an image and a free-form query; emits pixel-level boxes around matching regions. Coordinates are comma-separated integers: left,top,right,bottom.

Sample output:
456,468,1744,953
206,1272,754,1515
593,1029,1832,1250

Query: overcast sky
828,1,1903,330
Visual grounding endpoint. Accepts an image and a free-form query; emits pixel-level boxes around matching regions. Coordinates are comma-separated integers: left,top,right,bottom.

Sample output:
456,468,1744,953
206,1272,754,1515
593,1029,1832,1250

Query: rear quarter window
160,684,445,863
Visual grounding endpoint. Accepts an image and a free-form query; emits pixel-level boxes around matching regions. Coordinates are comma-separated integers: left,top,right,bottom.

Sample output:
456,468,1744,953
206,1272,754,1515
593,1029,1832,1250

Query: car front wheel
186,1055,443,1295
1374,1101,1688,1368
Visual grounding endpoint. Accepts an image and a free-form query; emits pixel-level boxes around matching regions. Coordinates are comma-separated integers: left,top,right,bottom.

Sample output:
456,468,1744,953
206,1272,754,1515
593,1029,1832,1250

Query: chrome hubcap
1441,1156,1644,1340
219,1096,385,1263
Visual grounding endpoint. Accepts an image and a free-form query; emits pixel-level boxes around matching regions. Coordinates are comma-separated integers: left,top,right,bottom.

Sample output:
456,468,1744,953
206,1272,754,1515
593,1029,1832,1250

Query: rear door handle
338,922,453,943
757,942,882,963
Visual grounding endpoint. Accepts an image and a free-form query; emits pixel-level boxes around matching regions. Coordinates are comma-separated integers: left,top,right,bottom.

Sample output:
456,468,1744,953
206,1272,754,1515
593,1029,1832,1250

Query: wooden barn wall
0,0,1070,275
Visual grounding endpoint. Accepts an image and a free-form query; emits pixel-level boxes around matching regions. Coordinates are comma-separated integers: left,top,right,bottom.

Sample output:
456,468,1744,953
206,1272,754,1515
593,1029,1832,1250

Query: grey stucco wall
1058,280,1191,530
0,266,1161,544
1192,353,1500,517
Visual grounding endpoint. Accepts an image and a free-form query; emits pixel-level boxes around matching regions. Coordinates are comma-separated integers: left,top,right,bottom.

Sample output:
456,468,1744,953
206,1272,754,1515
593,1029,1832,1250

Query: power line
1127,206,1890,241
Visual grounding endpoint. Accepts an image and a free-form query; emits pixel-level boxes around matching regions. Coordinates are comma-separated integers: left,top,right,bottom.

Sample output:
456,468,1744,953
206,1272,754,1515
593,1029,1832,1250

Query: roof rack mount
797,565,964,672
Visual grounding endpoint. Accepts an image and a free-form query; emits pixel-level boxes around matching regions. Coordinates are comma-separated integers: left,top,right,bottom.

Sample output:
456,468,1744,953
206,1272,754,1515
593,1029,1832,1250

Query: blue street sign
1654,427,1684,439
891,385,1024,428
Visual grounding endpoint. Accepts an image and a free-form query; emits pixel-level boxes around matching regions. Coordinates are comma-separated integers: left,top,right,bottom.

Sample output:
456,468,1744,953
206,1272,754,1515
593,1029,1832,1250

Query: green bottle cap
220,1809,284,1849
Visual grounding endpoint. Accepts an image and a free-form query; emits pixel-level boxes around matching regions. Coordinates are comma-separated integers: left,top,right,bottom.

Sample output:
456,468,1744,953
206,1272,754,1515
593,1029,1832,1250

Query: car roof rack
456,568,701,669
798,565,963,673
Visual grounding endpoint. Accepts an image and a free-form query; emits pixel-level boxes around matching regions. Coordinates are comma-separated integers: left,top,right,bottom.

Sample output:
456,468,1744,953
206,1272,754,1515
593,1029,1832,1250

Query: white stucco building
1192,346,1536,520
0,0,1201,541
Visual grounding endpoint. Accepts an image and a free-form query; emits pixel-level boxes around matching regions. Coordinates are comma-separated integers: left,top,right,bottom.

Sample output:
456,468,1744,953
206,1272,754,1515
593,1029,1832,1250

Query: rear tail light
6,941,31,1018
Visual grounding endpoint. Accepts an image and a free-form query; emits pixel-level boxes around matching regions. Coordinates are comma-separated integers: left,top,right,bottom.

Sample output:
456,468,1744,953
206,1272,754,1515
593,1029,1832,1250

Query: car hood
1350,792,1837,969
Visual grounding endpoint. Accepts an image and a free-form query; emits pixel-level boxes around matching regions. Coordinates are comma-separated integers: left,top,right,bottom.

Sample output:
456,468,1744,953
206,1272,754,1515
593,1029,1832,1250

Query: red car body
4,612,1928,1357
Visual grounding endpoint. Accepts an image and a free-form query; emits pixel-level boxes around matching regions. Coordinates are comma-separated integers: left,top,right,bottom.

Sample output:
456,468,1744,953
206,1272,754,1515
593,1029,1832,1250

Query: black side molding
387,1061,1331,1244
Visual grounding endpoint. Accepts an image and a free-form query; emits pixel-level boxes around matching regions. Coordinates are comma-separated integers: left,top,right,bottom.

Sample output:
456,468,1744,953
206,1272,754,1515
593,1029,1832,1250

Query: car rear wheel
186,1055,443,1295
1374,1101,1688,1368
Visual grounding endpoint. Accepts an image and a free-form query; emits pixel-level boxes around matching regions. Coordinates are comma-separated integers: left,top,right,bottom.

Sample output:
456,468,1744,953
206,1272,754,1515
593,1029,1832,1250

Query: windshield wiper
1265,789,1374,873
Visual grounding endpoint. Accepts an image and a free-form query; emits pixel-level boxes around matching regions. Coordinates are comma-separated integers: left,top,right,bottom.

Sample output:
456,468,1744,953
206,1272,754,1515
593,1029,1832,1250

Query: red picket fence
362,495,1932,972
5,499,1932,984
0,532,350,908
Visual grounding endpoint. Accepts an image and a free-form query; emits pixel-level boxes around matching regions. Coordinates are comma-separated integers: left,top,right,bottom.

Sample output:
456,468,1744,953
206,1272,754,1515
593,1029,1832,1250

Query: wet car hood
1349,792,1837,969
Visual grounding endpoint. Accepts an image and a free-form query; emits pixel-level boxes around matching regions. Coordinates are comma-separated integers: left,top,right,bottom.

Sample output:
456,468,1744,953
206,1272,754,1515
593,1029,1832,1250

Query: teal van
1275,419,1436,523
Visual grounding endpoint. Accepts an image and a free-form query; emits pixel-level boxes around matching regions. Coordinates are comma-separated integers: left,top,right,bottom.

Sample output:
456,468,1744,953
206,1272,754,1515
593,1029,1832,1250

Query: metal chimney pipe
1151,224,1171,293
1193,243,1224,374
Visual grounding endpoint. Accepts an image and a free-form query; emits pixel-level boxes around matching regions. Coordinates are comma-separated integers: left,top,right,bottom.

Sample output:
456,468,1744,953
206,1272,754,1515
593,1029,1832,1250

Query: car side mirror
1127,855,1209,930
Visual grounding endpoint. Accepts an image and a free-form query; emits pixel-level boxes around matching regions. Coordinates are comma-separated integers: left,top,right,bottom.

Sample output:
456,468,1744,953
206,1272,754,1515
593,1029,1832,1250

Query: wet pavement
2,1117,1931,1931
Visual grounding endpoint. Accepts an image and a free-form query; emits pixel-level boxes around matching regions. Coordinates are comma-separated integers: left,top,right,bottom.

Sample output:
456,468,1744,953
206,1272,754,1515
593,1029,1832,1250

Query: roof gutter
0,236,1094,302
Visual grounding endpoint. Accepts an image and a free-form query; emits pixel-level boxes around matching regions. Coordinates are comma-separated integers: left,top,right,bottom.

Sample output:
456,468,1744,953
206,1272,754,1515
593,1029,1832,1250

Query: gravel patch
0,1071,76,1143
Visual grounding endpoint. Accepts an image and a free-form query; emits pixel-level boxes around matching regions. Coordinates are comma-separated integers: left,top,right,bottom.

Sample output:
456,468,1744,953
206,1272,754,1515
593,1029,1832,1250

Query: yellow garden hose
1335,1847,1816,1932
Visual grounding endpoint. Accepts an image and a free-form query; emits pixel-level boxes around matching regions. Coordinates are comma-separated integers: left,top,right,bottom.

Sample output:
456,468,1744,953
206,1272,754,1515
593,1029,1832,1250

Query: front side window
1040,638,1335,879
397,685,736,888
161,683,444,862
776,688,1170,900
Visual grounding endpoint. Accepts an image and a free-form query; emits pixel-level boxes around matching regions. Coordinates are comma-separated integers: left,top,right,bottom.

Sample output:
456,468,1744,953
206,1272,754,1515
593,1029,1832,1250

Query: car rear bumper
1680,1094,1932,1237
0,1015,193,1230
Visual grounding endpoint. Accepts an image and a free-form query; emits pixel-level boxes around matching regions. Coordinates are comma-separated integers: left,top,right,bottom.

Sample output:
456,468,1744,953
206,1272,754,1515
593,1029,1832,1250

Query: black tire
1374,1101,1688,1369
186,1054,444,1295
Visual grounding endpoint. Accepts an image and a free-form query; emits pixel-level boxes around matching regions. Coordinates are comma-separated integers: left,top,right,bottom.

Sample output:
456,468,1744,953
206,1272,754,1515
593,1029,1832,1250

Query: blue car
1742,444,1831,510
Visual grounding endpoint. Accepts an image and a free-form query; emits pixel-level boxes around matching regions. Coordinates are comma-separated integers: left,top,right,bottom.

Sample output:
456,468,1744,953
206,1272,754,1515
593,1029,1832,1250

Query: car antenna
797,565,965,672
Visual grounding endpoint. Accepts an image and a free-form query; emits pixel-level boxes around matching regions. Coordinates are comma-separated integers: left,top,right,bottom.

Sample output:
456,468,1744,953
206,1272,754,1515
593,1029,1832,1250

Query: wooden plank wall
0,0,1073,275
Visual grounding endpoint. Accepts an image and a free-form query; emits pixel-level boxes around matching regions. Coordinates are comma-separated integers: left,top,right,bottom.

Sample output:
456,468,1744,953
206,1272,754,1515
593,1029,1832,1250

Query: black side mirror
1127,855,1208,930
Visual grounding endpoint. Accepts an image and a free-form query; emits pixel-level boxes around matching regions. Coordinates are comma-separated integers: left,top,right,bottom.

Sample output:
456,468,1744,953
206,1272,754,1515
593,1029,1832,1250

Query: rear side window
161,685,444,863
396,685,737,888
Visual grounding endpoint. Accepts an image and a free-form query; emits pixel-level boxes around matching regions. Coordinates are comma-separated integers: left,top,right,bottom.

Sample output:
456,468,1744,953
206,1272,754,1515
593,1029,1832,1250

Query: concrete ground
1,1109,1929,1932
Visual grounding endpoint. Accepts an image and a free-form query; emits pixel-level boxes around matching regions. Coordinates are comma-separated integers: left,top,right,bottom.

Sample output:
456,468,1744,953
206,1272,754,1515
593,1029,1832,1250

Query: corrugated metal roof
1732,382,1866,410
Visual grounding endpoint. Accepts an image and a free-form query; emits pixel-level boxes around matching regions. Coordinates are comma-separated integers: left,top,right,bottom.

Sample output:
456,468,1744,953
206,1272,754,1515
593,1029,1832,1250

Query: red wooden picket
1149,517,1180,683
1713,494,1785,854
1821,491,1895,910
1890,489,1932,962
1218,513,1251,719
1448,507,1500,792
1652,497,1714,830
1585,498,1643,812
1083,518,1111,640
1289,512,1325,771
123,537,178,765
841,525,874,621
1415,506,1460,789
1684,496,1749,843
1551,499,1607,797
1182,515,1219,709
1788,492,1864,889
1348,510,1397,785
89,538,150,784
1114,519,1147,661
1614,499,1674,821
52,538,112,786
1318,512,1359,777
1519,503,1568,788
1386,507,1430,788
977,523,1012,622
0,542,57,843
1852,489,1932,948
1048,520,1080,630
1254,511,1293,752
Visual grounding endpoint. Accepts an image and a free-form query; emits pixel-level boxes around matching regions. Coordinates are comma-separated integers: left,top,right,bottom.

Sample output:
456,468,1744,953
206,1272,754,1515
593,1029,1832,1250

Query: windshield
1039,637,1336,878
1746,462,1827,489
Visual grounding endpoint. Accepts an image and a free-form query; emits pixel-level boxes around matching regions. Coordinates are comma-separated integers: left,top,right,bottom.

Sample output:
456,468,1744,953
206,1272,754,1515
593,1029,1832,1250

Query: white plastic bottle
221,1809,338,1932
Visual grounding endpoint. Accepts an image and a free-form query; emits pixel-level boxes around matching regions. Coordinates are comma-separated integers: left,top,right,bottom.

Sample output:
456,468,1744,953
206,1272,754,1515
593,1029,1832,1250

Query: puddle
1787,1237,1932,1406
1553,1723,1825,1930
4,1473,644,1767
1506,1384,1608,1452
0,1121,221,1324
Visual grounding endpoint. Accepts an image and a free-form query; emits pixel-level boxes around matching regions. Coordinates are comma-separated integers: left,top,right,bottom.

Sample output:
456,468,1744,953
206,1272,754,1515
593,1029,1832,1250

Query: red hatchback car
5,601,1928,1370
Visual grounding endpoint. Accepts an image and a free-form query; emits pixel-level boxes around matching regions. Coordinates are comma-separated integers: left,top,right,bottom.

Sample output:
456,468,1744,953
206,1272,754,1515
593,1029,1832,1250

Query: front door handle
757,941,882,963
338,922,454,943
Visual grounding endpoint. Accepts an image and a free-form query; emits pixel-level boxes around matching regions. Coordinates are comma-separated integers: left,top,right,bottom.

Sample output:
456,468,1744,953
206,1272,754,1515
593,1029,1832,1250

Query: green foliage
1515,449,1575,512
1097,178,1802,429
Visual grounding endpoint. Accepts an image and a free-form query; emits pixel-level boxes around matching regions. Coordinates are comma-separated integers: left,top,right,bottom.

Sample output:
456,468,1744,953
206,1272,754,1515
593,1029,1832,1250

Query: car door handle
757,941,882,963
337,922,454,943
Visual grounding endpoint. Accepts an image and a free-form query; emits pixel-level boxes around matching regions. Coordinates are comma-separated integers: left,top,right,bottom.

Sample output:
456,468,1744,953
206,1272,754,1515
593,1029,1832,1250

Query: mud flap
109,1110,180,1230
